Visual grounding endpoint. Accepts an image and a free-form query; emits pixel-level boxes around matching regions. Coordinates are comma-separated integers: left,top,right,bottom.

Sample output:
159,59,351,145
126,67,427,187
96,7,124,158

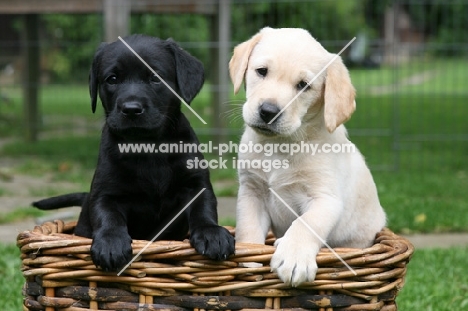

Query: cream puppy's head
229,27,356,136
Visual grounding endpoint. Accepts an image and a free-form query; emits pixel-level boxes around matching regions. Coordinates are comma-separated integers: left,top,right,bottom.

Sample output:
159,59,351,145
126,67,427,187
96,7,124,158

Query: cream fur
230,27,386,286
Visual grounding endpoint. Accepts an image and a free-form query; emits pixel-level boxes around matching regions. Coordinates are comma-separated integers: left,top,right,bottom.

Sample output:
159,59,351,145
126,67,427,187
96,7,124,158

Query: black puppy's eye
106,75,118,85
150,74,161,84
256,67,268,77
296,80,310,91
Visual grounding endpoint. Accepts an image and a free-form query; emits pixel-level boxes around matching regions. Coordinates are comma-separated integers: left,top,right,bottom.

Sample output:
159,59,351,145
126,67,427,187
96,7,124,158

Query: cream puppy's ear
324,55,356,133
229,28,270,94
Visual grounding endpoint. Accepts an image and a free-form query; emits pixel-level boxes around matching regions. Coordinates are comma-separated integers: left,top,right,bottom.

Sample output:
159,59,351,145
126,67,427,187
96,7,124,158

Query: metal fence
0,0,467,172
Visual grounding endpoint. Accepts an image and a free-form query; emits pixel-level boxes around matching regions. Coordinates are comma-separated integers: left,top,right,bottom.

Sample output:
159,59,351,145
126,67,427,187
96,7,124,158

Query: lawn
396,246,468,310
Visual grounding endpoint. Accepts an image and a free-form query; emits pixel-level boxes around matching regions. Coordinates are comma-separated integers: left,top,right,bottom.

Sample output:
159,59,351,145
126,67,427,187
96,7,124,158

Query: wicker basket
18,220,413,311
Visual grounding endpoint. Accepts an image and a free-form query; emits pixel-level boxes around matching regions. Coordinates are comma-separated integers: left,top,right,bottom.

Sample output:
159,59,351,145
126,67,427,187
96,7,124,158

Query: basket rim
17,220,414,259
18,220,414,298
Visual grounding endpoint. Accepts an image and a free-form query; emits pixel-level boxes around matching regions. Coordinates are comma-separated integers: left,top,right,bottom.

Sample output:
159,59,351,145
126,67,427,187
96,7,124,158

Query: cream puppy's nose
259,101,281,123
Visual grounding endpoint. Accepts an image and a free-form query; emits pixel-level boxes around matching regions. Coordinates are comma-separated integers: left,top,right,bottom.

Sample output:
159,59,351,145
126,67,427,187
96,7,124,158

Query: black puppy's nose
121,102,144,116
259,102,281,123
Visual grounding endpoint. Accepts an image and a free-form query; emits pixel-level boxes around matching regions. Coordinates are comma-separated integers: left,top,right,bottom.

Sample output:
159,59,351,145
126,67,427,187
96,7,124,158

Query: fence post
104,0,130,42
209,0,231,143
22,14,40,142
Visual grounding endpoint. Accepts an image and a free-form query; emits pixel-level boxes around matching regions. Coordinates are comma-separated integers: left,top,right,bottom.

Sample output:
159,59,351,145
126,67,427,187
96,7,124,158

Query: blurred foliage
231,0,368,48
16,1,467,82
131,14,209,64
365,0,468,56
429,1,468,56
42,14,103,82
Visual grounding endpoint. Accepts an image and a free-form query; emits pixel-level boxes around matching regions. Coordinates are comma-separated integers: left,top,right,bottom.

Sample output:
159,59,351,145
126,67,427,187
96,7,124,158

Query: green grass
1,84,98,116
1,243,466,310
219,216,236,227
0,187,10,197
350,58,468,95
0,207,46,224
397,247,468,310
2,136,100,170
343,84,468,234
0,244,23,309
346,93,468,170
376,171,468,234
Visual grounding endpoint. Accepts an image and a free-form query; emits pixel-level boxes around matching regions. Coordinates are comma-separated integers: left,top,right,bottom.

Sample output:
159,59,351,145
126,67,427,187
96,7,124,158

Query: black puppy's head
89,34,204,138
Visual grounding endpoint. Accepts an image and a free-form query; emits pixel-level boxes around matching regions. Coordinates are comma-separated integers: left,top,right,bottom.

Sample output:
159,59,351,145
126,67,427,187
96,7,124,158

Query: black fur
33,193,87,209
33,35,235,271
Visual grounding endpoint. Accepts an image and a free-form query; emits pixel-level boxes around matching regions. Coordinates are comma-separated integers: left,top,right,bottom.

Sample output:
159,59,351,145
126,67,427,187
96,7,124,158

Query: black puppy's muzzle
121,101,144,117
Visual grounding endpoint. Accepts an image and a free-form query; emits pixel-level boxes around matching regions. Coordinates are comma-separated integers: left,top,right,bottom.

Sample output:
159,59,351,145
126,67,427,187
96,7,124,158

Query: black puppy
33,35,235,271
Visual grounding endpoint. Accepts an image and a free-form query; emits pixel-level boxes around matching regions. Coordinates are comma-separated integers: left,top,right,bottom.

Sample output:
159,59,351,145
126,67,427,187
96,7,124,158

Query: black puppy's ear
89,43,107,113
166,39,204,104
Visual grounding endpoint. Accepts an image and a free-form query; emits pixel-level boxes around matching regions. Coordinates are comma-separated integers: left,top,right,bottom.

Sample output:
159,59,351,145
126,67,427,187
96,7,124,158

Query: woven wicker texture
18,220,413,311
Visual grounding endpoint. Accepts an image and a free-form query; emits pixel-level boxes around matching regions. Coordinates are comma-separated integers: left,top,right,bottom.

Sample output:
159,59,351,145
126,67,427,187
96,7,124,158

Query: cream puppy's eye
256,67,268,77
296,80,310,91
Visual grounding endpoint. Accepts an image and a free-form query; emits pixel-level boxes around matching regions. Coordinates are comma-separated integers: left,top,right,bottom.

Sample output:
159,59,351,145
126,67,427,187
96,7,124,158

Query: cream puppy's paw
270,236,319,287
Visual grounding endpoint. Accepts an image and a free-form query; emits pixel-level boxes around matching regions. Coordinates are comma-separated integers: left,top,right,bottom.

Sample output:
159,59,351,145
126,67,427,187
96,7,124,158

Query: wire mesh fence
0,0,467,172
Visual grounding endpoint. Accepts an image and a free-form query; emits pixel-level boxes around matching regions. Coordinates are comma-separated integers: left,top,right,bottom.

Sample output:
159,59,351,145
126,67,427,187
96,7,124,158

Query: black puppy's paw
190,225,235,260
90,231,133,271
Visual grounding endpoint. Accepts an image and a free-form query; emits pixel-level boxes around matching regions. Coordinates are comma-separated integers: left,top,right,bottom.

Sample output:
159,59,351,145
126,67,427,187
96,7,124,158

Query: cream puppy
229,27,386,286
